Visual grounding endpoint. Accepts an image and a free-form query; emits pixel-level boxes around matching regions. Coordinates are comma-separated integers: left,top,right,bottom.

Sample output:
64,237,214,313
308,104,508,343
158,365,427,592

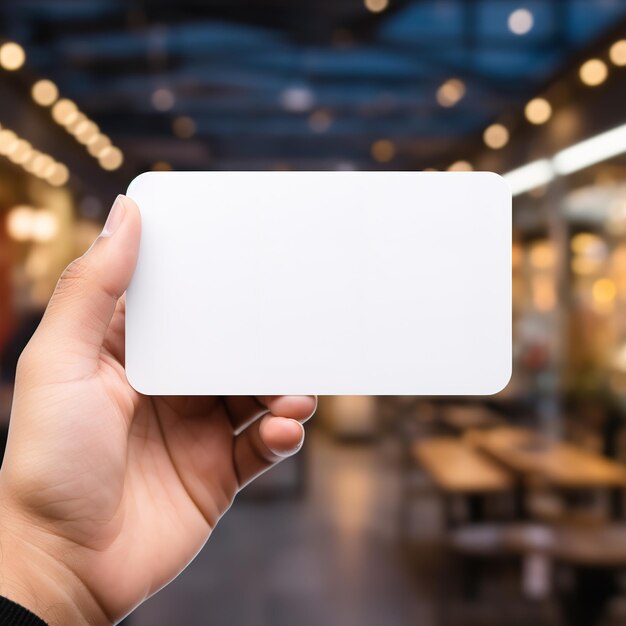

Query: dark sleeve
0,596,48,625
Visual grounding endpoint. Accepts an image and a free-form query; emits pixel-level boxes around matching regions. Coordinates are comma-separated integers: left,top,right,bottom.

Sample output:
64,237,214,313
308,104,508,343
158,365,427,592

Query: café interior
2,1,626,625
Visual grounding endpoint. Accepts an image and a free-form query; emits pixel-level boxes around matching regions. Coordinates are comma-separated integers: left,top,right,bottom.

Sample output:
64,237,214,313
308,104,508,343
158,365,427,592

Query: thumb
33,194,141,367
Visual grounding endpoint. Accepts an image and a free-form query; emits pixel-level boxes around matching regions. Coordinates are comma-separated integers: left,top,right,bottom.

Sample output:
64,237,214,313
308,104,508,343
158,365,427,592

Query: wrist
0,505,110,626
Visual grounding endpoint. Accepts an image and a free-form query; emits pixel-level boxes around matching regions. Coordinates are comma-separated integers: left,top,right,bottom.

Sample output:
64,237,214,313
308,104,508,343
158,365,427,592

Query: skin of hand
0,195,316,625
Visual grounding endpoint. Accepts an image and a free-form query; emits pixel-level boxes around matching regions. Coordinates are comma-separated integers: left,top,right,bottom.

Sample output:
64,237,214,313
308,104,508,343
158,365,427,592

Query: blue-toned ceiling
1,0,625,170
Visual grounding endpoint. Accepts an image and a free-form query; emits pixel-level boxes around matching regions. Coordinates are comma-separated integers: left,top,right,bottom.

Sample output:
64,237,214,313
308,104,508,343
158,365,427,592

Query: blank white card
125,171,511,395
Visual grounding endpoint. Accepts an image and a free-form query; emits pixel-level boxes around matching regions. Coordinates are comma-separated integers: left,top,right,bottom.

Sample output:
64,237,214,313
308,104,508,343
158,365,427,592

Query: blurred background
1,0,626,624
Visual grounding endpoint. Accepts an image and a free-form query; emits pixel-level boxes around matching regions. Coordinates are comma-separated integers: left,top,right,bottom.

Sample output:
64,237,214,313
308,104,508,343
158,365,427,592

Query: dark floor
132,431,434,626
131,431,625,626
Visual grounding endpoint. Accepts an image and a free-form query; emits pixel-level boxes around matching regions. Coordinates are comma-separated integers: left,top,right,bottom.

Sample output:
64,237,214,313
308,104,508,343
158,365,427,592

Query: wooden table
414,437,512,525
439,405,502,432
467,427,626,489
468,426,626,519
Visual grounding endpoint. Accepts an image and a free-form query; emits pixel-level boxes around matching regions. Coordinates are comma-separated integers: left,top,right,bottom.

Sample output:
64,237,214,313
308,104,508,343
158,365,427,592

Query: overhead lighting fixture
31,210,59,242
364,0,389,13
508,8,534,35
51,99,78,125
6,206,34,241
610,40,626,66
483,124,509,149
98,146,124,171
437,78,465,108
74,120,100,145
504,159,554,196
31,79,59,106
280,86,315,112
553,121,626,175
448,160,473,172
0,42,25,71
579,58,608,86
371,139,395,162
525,98,552,125
0,123,70,187
87,134,111,158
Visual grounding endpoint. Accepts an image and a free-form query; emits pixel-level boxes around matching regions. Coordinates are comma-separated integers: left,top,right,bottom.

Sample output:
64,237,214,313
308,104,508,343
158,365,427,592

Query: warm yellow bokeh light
99,146,124,170
31,210,59,242
364,0,388,13
371,139,395,162
0,42,26,71
0,129,18,155
579,58,608,86
6,206,34,241
31,79,59,106
52,99,78,125
448,160,473,172
87,134,111,157
74,120,100,145
570,232,603,256
529,241,555,270
46,163,69,187
525,98,552,125
592,278,616,304
483,123,509,149
437,78,465,107
7,139,32,164
610,40,626,66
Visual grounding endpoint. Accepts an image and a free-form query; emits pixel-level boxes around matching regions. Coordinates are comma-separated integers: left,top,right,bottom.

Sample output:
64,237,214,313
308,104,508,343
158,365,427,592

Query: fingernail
101,195,126,237
272,420,305,457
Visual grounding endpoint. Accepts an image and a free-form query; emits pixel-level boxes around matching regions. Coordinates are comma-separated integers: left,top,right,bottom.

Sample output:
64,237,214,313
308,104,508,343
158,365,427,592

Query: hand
0,195,316,625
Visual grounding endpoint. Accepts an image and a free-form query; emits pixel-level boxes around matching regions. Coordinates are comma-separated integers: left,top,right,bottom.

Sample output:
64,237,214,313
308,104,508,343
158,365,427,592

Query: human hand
0,195,316,625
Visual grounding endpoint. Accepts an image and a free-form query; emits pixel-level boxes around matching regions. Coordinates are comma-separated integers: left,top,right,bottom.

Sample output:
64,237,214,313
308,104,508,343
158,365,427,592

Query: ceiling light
52,99,78,125
364,0,389,13
553,121,626,175
0,42,25,71
7,139,32,164
65,111,86,132
31,79,59,106
32,154,54,178
87,134,111,157
0,129,18,155
579,59,608,86
371,139,395,162
508,9,534,35
448,160,473,172
31,210,59,242
74,120,99,145
280,87,315,112
504,159,554,196
98,146,124,171
46,163,69,187
525,98,552,125
6,206,34,241
483,124,509,149
437,79,465,108
610,40,626,66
